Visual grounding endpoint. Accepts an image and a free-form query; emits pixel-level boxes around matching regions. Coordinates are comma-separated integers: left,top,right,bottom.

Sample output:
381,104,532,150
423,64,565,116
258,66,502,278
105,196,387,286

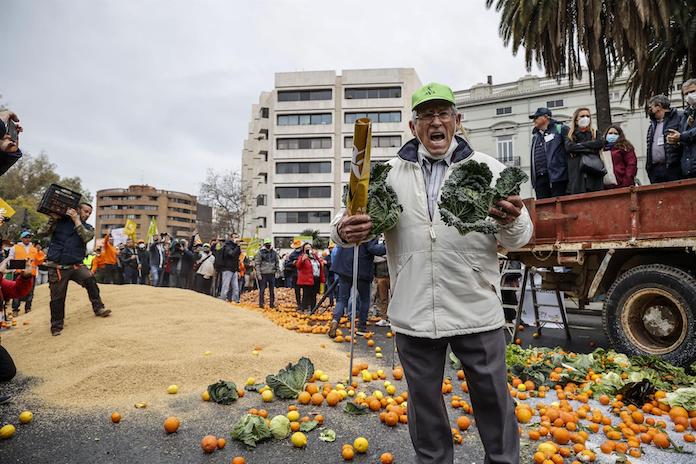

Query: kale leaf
367,163,402,235
439,161,528,235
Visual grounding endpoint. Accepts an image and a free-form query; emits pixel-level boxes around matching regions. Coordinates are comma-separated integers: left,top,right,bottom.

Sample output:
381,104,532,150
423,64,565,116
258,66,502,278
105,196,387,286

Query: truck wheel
603,264,696,367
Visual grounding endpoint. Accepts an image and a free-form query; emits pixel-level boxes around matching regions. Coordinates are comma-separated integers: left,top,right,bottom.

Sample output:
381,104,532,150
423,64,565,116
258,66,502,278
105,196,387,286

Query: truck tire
603,264,696,367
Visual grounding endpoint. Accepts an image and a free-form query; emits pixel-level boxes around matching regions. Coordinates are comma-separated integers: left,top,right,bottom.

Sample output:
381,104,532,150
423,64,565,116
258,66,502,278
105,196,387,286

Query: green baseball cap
411,82,456,110
263,238,272,244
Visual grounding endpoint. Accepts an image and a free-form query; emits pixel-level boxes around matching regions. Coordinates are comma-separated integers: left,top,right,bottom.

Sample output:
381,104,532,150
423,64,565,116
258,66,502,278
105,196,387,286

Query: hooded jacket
331,137,533,338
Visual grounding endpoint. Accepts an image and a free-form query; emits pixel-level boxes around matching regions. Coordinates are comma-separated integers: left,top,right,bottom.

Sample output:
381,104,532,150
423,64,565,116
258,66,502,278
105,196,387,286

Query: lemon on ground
375,347,382,353
0,424,16,439
287,410,300,422
353,437,369,453
166,385,178,394
319,374,329,382
517,384,526,392
386,385,397,395
19,411,33,424
376,353,383,359
246,377,256,386
201,391,210,401
261,389,274,402
347,390,355,397
291,431,307,448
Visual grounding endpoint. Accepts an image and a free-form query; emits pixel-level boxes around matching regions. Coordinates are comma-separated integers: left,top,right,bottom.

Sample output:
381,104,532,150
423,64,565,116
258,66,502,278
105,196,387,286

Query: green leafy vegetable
265,357,315,399
207,380,239,405
269,415,291,439
343,401,369,415
244,383,266,392
439,161,528,235
299,420,319,432
449,352,461,370
665,388,696,410
367,163,402,235
230,414,272,448
319,429,336,442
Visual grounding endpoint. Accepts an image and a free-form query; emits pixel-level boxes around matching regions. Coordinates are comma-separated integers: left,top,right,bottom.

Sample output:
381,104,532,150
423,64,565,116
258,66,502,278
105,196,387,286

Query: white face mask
578,116,591,128
687,92,696,106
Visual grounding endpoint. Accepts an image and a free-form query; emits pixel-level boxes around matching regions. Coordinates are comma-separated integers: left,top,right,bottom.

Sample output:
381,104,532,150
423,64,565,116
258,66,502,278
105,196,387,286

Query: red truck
507,178,696,366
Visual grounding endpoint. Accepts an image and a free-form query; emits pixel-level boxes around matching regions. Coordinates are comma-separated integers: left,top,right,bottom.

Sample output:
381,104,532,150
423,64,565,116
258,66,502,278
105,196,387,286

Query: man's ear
408,120,416,137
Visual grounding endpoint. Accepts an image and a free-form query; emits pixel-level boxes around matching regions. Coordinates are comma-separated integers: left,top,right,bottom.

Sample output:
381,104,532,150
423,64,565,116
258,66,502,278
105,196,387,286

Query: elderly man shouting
331,83,532,464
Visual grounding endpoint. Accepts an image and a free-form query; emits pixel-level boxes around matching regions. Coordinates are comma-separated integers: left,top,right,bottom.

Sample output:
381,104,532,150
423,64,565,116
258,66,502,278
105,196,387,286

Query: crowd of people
530,78,696,199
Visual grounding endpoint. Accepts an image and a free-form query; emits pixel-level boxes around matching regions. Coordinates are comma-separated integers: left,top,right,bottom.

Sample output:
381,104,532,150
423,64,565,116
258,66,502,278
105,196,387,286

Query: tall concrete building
241,68,422,248
95,185,210,240
456,72,686,197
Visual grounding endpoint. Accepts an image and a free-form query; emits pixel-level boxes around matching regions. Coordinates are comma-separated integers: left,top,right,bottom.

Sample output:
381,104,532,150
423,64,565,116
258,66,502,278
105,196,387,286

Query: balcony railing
500,156,521,167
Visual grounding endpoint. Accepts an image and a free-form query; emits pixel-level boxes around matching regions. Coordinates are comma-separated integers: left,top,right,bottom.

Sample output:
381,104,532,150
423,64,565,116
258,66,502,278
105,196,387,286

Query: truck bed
521,178,696,250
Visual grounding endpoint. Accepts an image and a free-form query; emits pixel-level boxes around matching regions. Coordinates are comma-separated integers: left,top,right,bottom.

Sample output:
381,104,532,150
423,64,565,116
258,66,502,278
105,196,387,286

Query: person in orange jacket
8,230,38,315
95,233,119,284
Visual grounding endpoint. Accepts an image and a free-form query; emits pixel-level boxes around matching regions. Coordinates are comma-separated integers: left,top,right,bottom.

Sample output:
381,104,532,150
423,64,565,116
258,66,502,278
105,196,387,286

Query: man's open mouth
429,131,445,142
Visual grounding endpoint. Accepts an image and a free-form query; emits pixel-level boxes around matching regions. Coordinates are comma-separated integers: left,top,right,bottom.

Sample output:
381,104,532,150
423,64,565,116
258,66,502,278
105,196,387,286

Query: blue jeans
332,274,370,329
219,270,239,302
150,266,160,287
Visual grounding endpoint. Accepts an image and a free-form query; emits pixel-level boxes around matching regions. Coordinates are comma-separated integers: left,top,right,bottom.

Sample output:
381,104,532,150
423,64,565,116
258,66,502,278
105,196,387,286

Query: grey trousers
395,328,519,464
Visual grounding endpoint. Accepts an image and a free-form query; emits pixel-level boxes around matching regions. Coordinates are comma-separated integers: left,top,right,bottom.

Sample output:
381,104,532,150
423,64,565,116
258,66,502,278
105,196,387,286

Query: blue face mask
606,134,619,144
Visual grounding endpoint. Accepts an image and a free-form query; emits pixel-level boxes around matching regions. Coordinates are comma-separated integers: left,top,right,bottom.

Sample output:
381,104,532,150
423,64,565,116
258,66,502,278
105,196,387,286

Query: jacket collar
397,135,473,164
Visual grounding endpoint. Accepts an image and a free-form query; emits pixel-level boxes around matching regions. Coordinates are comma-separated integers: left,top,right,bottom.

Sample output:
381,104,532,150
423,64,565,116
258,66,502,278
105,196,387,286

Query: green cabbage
265,357,315,399
665,388,696,410
231,414,272,448
439,161,528,235
207,380,239,405
269,415,291,439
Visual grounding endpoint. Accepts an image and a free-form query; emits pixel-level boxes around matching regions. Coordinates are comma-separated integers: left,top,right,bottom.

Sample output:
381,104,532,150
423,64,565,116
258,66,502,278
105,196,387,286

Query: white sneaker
375,319,390,327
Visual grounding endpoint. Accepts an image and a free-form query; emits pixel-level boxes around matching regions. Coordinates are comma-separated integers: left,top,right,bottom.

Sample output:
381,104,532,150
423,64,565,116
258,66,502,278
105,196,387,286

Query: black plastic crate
38,183,82,216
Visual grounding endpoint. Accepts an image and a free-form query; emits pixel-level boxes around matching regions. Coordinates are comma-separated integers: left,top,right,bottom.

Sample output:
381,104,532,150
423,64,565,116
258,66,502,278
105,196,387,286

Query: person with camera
42,204,111,336
0,110,23,177
119,239,140,284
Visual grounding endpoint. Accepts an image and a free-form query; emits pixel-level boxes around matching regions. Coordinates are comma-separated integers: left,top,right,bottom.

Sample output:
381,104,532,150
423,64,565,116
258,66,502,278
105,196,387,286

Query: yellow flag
124,219,137,241
347,118,372,215
0,198,16,219
146,218,158,244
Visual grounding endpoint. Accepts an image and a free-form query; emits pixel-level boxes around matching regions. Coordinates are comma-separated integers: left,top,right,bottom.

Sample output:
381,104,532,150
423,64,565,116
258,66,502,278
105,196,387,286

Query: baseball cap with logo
411,82,456,111
20,231,32,238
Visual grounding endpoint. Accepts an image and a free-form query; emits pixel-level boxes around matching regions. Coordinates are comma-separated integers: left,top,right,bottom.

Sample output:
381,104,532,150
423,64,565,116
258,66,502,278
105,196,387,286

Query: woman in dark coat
603,124,638,188
565,107,605,194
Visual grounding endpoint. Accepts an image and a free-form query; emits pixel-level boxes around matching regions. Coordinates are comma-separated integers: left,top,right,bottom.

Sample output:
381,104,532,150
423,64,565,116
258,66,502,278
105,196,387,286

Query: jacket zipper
415,165,438,337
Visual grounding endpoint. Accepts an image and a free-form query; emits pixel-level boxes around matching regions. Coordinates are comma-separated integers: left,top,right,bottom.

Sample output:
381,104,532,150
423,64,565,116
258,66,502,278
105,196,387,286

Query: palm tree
485,0,668,131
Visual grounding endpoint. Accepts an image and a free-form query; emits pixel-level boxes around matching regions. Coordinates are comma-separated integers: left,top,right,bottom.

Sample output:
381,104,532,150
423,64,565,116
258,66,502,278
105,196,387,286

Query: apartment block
95,185,209,241
241,68,422,249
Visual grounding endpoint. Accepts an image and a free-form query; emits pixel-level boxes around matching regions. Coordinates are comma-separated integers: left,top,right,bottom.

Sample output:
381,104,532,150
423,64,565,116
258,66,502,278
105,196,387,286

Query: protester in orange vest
94,233,119,284
34,243,47,285
8,230,38,315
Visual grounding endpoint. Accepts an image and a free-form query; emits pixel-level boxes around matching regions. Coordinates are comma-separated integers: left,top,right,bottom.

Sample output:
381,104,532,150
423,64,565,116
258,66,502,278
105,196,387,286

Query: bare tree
199,169,249,237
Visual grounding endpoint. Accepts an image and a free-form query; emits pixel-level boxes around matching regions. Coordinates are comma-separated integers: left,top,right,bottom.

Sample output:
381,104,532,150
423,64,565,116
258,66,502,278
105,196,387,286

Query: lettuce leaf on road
265,357,315,399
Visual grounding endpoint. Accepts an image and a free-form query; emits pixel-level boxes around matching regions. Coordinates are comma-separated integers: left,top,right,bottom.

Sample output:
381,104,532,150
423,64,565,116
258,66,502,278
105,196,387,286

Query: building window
277,113,332,126
125,214,141,219
259,150,268,162
546,99,564,108
344,111,401,124
344,135,401,149
610,91,622,102
496,135,514,163
274,211,332,224
343,160,380,173
277,89,332,102
257,217,267,228
344,87,401,99
274,236,294,249
256,194,267,206
275,186,331,199
149,196,158,201
276,137,332,150
259,173,268,184
260,107,269,118
495,106,512,116
170,198,192,205
276,161,331,174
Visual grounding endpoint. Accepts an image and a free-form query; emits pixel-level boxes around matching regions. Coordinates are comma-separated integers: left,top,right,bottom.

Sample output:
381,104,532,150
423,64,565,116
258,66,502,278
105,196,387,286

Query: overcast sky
3,0,533,200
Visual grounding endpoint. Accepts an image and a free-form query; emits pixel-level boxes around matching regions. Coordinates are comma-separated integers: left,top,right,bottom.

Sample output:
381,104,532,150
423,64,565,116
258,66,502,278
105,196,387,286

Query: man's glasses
415,110,454,124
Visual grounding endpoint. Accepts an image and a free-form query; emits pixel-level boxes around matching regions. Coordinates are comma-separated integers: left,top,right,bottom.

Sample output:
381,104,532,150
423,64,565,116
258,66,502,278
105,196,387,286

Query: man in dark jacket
646,94,683,184
148,235,166,286
217,233,241,302
254,238,279,308
119,239,139,284
136,240,150,284
328,238,386,336
667,78,696,178
529,107,569,199
43,203,110,336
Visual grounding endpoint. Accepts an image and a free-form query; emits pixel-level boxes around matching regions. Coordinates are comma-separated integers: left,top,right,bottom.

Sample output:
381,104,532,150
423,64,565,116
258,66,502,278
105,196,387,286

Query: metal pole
348,246,359,383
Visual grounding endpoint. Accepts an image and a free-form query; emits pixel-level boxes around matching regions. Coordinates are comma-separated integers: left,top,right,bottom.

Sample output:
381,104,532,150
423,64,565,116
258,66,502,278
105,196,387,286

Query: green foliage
665,388,696,411
299,420,319,432
230,414,272,448
319,429,336,442
367,163,402,235
343,401,369,415
207,380,239,405
439,161,527,235
265,357,314,399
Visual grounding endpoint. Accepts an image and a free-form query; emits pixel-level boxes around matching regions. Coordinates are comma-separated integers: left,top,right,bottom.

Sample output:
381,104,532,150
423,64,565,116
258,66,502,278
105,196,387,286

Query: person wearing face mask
135,240,150,284
646,94,683,184
602,125,637,188
666,79,696,179
564,107,606,194
331,83,532,464
254,238,280,308
295,243,325,311
194,243,215,295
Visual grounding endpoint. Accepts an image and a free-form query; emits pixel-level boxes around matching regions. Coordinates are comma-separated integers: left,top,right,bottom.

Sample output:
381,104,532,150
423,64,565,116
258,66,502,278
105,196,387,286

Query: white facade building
456,72,685,198
241,68,422,248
